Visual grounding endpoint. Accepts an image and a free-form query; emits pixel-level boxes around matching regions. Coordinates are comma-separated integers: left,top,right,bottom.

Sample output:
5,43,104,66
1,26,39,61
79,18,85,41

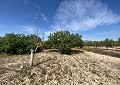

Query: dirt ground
0,50,120,85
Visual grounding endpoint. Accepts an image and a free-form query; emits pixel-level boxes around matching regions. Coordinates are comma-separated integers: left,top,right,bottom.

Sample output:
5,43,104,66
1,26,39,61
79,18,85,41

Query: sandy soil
0,50,120,85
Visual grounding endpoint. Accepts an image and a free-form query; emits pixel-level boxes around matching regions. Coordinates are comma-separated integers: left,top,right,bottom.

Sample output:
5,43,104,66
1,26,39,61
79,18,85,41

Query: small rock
21,66,24,69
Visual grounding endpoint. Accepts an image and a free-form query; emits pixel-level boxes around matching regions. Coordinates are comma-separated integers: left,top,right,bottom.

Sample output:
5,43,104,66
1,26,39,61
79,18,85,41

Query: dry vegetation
82,47,120,58
0,49,120,85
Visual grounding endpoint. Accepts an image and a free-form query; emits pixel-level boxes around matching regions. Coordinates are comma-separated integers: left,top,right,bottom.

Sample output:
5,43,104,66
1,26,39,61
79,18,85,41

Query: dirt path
0,50,120,85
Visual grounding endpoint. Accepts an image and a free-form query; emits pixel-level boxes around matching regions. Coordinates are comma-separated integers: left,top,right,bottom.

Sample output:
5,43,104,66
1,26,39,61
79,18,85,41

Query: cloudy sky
0,0,120,40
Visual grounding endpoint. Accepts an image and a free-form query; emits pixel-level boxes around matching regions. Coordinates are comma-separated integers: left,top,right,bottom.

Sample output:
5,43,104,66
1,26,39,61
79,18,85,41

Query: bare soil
0,50,120,85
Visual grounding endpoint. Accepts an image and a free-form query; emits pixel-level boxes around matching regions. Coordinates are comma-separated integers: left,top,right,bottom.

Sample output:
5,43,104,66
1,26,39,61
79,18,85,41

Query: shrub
0,33,40,54
46,31,84,54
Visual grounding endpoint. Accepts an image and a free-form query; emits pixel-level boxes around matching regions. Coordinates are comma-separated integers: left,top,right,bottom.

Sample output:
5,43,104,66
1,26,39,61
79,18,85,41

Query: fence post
29,49,34,68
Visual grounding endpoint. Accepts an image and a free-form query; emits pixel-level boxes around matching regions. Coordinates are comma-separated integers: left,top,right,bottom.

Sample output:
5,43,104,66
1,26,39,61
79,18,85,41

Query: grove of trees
0,31,119,55
84,38,120,49
0,31,84,55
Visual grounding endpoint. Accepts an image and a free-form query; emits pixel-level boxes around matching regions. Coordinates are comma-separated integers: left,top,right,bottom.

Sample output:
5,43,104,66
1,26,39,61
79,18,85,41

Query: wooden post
29,49,34,68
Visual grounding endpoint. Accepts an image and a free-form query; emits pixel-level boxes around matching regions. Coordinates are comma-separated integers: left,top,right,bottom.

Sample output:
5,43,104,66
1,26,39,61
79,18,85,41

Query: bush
46,31,84,54
0,33,41,54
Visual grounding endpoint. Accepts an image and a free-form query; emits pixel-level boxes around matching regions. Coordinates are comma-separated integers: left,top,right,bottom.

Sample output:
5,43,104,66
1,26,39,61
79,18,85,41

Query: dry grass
0,50,120,85
82,47,120,58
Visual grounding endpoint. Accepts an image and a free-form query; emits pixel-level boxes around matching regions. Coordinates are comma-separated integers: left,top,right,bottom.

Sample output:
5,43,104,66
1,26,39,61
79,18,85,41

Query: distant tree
86,41,93,47
109,39,114,48
104,38,109,49
104,38,114,49
93,41,99,48
117,38,120,46
100,41,104,47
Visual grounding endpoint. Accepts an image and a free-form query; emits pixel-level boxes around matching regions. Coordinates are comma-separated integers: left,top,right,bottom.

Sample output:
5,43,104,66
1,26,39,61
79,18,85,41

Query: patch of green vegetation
44,31,84,54
0,33,41,54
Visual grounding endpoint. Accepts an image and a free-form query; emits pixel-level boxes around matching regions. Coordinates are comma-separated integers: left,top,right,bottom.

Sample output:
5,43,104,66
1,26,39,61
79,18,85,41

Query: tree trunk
112,42,114,52
107,47,108,50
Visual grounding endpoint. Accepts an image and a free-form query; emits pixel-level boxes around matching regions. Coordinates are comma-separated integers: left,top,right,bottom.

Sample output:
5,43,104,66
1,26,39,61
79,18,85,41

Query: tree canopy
45,31,84,54
0,33,41,54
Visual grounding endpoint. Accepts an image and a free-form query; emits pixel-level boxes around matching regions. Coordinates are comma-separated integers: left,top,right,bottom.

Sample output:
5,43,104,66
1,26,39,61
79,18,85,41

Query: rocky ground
0,50,120,85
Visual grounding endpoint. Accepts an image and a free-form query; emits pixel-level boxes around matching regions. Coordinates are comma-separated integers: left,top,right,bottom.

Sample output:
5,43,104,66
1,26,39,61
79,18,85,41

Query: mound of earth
0,50,120,85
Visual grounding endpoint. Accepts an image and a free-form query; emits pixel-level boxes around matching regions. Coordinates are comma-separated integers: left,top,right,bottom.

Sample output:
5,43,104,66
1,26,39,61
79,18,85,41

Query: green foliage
104,38,109,49
46,31,84,54
41,41,51,49
85,41,93,46
104,38,114,49
0,37,3,53
0,33,41,54
118,38,120,46
84,38,119,49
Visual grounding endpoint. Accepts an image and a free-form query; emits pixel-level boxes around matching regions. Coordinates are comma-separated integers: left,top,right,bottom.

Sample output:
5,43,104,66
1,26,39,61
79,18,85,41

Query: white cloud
103,30,120,35
52,0,120,32
40,13,47,22
21,25,49,40
22,25,38,34
34,17,38,20
34,4,40,9
23,0,29,4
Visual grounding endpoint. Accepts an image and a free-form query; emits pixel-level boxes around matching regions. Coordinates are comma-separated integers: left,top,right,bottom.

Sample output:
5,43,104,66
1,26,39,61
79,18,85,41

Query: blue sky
0,0,120,41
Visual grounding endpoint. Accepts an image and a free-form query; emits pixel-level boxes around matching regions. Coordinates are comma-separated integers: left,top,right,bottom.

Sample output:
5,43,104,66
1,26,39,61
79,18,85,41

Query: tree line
0,31,84,55
0,31,119,55
84,38,120,49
